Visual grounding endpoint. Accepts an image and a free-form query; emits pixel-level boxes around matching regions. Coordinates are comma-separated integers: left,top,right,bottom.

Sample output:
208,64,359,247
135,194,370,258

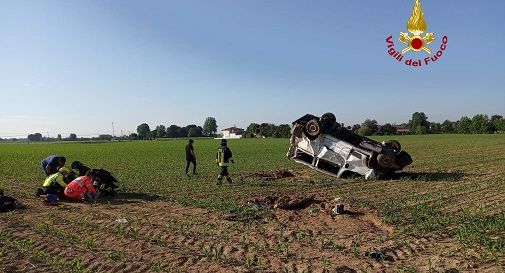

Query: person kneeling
64,173,97,202
36,167,74,199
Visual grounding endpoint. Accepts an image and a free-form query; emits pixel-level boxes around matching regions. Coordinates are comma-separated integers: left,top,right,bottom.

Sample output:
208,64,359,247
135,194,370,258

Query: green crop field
1,134,504,272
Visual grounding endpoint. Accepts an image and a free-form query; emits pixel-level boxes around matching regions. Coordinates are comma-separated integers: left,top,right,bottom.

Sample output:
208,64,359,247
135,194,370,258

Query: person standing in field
40,155,66,176
185,139,197,176
216,139,234,185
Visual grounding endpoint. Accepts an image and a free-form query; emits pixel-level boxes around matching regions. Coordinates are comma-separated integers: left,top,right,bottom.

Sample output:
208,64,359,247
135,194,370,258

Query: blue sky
0,0,504,138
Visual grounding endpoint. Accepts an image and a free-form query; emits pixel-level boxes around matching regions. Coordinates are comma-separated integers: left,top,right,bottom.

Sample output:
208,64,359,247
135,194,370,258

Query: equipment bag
0,190,17,212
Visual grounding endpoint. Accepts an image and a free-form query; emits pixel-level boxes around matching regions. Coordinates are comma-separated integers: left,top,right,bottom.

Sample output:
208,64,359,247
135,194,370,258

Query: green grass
1,134,505,257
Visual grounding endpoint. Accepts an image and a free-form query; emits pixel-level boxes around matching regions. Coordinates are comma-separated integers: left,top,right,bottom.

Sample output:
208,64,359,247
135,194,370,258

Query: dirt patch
242,169,296,181
240,193,395,237
242,194,318,210
1,180,502,273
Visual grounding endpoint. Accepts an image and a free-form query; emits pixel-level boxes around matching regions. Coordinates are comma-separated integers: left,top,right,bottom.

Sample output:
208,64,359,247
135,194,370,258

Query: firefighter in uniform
216,139,234,185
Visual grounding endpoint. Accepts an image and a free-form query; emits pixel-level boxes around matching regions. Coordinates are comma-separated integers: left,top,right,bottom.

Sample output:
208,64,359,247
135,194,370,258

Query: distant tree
245,123,260,138
150,130,157,140
177,127,188,138
379,123,397,135
455,116,472,134
495,118,505,132
471,114,491,134
415,125,428,135
156,125,166,138
351,124,361,133
137,123,151,139
273,124,291,138
408,112,429,134
185,124,197,131
98,134,113,141
203,117,218,136
57,134,62,141
259,123,276,137
441,120,454,133
188,127,203,137
129,133,138,140
166,125,180,138
358,119,378,136
490,115,503,132
28,133,43,142
429,122,442,134
69,133,77,141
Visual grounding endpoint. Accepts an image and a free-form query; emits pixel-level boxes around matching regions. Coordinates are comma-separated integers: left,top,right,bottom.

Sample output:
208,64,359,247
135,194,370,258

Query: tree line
134,117,218,140
355,112,505,136
22,112,505,142
243,123,291,138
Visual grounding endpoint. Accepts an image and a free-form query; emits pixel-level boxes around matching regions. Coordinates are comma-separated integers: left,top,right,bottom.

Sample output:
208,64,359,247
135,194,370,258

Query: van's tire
385,140,402,154
377,152,395,168
304,119,322,140
321,112,336,126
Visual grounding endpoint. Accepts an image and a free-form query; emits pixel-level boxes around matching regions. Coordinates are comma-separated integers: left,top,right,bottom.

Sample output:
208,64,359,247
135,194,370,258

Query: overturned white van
287,113,413,179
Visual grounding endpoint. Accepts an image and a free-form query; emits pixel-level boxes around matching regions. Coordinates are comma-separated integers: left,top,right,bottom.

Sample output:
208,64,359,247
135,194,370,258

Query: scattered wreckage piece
287,113,413,179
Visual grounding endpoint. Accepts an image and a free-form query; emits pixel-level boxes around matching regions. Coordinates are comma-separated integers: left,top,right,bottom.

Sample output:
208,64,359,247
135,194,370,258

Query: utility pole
112,122,115,138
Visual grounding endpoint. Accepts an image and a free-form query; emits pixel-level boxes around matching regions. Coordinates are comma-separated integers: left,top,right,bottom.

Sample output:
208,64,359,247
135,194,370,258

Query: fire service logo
386,0,447,67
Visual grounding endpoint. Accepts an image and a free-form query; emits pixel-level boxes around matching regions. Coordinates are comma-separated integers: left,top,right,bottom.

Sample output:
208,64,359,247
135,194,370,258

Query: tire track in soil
443,190,505,213
4,196,232,273
6,226,117,273
25,213,229,272
0,241,59,273
4,180,503,272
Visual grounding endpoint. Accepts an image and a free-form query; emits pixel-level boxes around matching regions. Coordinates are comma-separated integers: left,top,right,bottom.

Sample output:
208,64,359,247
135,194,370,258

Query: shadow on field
95,192,160,205
392,171,465,182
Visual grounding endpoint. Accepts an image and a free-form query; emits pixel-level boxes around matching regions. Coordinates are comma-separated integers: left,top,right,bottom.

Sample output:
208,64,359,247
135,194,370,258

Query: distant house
394,125,410,135
221,126,244,139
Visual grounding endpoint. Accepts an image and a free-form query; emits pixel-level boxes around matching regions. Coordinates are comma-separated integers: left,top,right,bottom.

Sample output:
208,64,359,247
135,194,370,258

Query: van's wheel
321,112,336,126
377,152,395,168
304,119,321,140
385,140,401,154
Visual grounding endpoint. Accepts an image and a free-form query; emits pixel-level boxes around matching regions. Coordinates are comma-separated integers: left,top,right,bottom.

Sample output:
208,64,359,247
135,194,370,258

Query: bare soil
1,178,501,273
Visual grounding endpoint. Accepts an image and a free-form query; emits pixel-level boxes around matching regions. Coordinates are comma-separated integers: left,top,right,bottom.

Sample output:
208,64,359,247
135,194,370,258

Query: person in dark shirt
185,139,197,176
216,139,234,185
40,155,66,177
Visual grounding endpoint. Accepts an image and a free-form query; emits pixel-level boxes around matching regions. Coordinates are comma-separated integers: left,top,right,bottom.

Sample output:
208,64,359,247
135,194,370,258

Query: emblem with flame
399,0,434,54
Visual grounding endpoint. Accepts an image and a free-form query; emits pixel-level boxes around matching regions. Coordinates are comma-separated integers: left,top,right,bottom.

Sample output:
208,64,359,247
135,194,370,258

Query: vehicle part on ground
287,113,413,179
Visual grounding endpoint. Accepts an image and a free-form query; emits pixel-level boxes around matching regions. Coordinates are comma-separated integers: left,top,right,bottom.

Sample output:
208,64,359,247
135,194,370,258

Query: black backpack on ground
89,169,119,195
0,190,17,212
71,161,91,176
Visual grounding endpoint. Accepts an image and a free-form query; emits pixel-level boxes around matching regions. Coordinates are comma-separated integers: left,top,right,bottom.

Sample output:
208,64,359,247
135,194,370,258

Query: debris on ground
243,194,319,211
223,213,261,222
275,194,316,210
308,207,319,216
243,170,296,181
115,218,128,224
245,199,272,210
366,250,394,261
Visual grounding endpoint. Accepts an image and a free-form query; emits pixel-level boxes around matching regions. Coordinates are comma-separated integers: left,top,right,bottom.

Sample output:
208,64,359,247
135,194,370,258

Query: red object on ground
64,176,96,200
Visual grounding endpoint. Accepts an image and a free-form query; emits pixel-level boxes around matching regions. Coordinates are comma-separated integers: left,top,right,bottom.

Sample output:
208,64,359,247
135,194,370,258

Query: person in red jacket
64,173,97,202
